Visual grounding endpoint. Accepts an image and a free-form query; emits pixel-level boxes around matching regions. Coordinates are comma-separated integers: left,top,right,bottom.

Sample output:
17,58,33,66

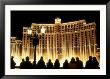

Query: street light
27,28,39,63
27,28,32,35
27,27,46,64
41,27,46,34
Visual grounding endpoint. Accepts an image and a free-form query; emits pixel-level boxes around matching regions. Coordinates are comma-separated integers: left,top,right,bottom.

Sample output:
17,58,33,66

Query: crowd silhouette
11,56,100,69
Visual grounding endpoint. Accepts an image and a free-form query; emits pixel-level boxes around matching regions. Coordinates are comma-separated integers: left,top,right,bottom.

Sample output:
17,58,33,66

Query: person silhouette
46,59,53,69
63,59,69,69
85,56,94,69
75,57,83,69
37,56,46,69
92,57,99,69
54,59,60,69
11,56,16,69
20,59,25,69
68,57,77,69
24,56,32,69
32,61,37,69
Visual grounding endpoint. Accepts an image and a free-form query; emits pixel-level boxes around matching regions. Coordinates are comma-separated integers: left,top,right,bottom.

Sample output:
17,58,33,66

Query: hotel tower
11,17,97,66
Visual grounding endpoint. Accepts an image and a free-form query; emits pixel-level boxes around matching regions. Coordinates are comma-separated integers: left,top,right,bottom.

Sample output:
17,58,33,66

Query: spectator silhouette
46,59,53,69
85,56,94,69
63,59,69,69
68,57,77,69
32,61,37,69
11,56,100,69
54,59,60,69
92,57,99,69
75,57,83,69
20,59,25,69
37,56,46,69
11,56,16,69
24,56,32,69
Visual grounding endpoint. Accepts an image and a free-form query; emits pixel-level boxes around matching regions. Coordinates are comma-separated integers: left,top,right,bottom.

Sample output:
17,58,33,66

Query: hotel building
11,17,97,66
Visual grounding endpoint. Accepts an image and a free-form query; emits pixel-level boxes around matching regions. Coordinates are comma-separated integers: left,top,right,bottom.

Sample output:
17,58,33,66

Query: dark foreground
11,56,100,69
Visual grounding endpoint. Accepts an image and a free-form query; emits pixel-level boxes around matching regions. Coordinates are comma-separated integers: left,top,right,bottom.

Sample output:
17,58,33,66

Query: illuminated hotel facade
11,18,97,66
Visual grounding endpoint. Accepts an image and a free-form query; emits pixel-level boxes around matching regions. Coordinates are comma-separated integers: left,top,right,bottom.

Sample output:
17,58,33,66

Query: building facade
11,17,97,66
22,17,97,64
11,37,22,65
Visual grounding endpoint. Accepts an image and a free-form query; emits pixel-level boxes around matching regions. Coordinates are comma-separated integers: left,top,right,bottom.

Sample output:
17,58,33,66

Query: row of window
32,23,95,30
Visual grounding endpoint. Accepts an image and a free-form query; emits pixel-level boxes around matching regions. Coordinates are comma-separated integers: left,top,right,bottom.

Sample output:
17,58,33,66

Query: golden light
55,17,61,24
12,52,88,67
41,27,46,34
27,28,32,35
11,18,99,68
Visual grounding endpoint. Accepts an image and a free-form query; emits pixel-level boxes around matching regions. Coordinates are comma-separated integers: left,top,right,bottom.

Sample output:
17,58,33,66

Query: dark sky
11,11,100,47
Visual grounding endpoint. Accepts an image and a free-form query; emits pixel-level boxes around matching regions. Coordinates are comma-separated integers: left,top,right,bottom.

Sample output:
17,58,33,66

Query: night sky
11,11,100,47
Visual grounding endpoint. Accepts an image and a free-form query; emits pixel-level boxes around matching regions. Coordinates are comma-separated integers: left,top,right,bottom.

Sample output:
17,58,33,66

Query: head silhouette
76,57,79,61
22,59,24,62
93,57,97,61
26,56,29,61
89,56,92,61
56,59,59,62
40,56,43,60
71,57,75,62
49,59,51,62
65,59,68,62
11,56,14,60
